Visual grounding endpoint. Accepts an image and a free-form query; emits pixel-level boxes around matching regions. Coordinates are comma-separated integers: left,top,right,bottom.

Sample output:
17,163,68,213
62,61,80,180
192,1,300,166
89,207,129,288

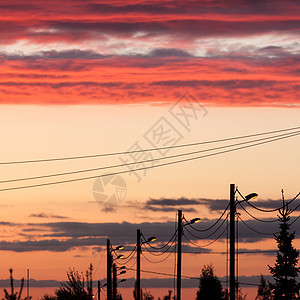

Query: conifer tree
196,264,225,300
268,198,300,299
255,275,272,300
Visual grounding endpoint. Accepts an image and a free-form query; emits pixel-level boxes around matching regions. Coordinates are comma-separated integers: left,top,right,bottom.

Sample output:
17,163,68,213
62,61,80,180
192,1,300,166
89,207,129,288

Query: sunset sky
0,1,300,299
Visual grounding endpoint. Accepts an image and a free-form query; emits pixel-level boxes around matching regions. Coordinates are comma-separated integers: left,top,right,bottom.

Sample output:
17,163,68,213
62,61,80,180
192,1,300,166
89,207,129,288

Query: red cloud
1,53,300,106
0,0,300,106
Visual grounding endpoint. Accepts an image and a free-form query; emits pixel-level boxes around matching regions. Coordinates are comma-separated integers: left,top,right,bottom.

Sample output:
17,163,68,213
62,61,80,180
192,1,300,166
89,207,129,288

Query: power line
116,246,137,265
290,215,300,225
125,267,262,287
142,238,176,257
1,130,299,185
1,125,299,165
186,203,230,232
142,231,177,251
0,131,299,192
141,246,175,264
183,222,229,248
237,202,278,223
289,192,300,208
184,215,228,240
245,201,280,213
238,216,278,236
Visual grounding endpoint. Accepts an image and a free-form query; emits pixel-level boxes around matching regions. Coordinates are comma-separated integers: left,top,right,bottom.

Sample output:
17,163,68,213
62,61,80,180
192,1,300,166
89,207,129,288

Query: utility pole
27,269,29,299
177,209,183,300
230,184,236,300
98,280,100,300
107,239,112,300
137,229,141,300
89,263,93,298
113,263,117,300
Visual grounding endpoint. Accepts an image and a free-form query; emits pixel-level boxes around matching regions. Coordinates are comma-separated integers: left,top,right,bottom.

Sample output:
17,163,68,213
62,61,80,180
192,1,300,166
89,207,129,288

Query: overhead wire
141,231,177,251
142,239,176,257
244,191,300,213
288,192,300,206
245,201,280,213
125,266,262,287
141,246,176,264
238,215,279,236
186,203,230,232
1,125,299,165
183,222,229,248
237,202,278,223
290,215,300,226
2,130,298,185
289,192,300,213
184,215,228,240
115,246,137,266
0,130,299,192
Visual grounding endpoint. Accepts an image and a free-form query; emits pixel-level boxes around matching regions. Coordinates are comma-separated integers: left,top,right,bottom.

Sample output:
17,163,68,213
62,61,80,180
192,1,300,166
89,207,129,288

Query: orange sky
0,1,300,299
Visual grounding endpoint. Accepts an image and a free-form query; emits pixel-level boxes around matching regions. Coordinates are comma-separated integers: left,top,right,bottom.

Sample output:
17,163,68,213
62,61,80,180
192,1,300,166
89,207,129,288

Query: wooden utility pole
98,280,100,300
107,239,112,300
137,229,141,300
177,210,183,300
113,263,117,300
230,184,236,300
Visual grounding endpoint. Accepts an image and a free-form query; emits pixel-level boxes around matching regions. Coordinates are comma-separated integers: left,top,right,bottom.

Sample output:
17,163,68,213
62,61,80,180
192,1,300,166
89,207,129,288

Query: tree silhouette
142,290,154,300
255,275,272,300
196,264,226,300
2,269,31,300
161,290,173,300
41,266,94,300
268,199,300,299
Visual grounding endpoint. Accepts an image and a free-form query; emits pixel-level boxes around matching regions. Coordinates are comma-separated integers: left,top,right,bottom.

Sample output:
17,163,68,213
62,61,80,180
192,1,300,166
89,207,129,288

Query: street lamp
114,245,124,251
230,184,258,300
113,264,126,300
177,210,201,300
136,229,157,300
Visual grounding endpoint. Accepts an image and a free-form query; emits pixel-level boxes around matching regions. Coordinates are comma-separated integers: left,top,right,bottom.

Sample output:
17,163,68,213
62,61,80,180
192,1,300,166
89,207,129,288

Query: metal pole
230,184,236,300
98,280,100,300
113,263,117,300
137,229,141,300
177,209,182,300
90,263,93,298
107,239,112,300
27,269,29,298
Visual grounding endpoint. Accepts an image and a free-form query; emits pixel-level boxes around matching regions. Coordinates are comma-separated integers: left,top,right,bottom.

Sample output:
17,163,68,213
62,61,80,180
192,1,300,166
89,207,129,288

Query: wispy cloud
29,212,68,219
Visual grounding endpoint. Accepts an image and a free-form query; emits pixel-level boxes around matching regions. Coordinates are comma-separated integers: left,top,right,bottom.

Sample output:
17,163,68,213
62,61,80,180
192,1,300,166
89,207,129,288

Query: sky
0,1,300,299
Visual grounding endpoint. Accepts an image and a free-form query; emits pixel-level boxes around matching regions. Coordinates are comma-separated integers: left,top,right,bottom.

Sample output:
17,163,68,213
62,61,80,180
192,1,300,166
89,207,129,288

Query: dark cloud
144,197,229,212
101,206,117,213
0,207,299,252
146,197,201,206
250,199,300,210
42,49,109,60
148,48,192,58
144,197,200,213
0,222,17,226
29,212,68,219
24,19,298,41
150,79,280,90
1,1,300,19
0,237,105,252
